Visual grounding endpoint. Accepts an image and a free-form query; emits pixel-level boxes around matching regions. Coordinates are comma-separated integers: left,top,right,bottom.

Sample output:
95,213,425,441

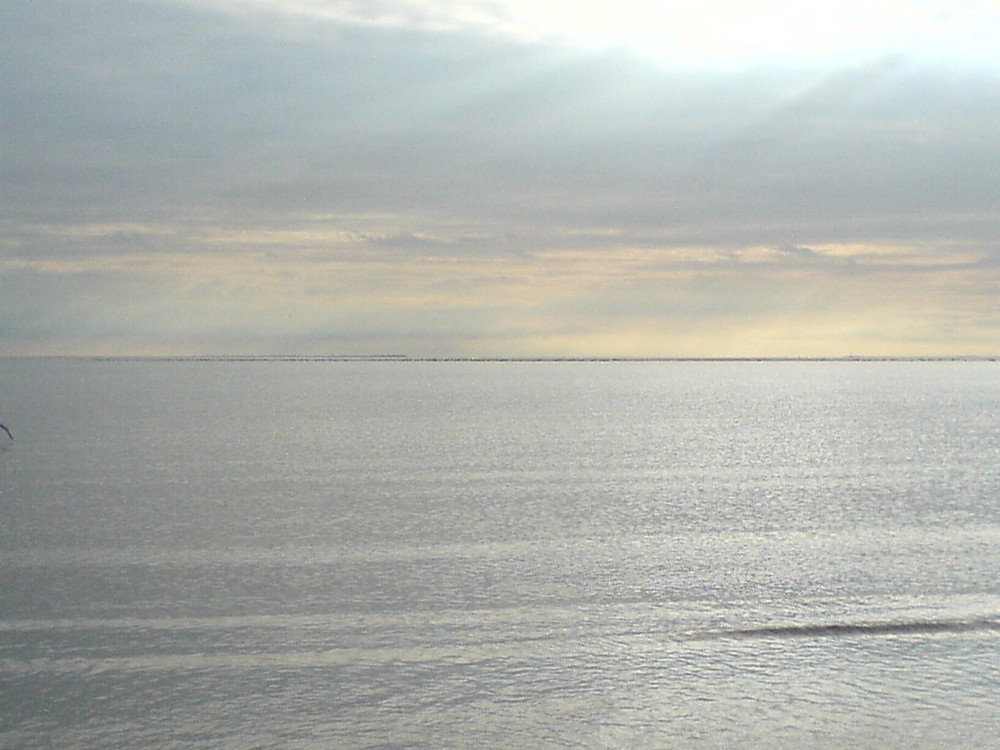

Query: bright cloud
193,0,1000,67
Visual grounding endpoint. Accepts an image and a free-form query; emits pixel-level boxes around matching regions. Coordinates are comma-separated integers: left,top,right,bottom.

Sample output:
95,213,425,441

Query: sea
1,357,998,749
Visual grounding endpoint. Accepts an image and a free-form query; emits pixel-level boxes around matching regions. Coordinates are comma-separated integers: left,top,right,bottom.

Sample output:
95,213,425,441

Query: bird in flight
0,424,12,440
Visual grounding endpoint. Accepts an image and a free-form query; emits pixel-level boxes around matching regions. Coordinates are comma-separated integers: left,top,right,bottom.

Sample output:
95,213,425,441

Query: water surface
1,359,998,747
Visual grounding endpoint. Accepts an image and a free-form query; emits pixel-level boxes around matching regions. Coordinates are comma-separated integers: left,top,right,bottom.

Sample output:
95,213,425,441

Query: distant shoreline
7,355,997,363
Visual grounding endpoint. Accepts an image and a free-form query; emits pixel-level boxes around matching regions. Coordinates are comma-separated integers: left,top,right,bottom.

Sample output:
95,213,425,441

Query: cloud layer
1,0,997,355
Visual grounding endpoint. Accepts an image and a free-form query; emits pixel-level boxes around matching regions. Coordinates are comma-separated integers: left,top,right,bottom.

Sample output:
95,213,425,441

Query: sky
1,0,998,357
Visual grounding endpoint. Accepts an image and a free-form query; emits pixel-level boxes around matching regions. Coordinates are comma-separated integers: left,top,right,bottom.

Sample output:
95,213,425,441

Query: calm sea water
1,358,998,748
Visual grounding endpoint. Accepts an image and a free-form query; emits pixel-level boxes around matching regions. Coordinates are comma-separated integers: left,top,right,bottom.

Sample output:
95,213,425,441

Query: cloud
5,2,997,236
187,1,1000,68
1,0,997,355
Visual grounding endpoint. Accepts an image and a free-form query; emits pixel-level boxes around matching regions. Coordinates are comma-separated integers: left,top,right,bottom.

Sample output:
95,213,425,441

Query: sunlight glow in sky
212,0,1000,67
503,0,966,66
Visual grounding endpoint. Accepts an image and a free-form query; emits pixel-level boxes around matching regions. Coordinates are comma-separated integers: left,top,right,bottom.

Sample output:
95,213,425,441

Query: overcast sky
2,0,997,356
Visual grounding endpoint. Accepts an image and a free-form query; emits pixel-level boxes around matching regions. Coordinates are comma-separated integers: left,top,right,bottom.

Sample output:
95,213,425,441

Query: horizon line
6,354,998,363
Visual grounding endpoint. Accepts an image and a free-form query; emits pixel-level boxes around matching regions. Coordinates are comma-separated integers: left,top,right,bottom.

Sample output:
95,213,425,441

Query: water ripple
700,617,1000,640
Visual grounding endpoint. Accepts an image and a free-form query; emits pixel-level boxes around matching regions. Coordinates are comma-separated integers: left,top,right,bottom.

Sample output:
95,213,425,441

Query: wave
699,617,1000,640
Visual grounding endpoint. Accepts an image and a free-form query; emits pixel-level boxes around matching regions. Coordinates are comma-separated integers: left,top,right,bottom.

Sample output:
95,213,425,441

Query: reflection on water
1,359,998,748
